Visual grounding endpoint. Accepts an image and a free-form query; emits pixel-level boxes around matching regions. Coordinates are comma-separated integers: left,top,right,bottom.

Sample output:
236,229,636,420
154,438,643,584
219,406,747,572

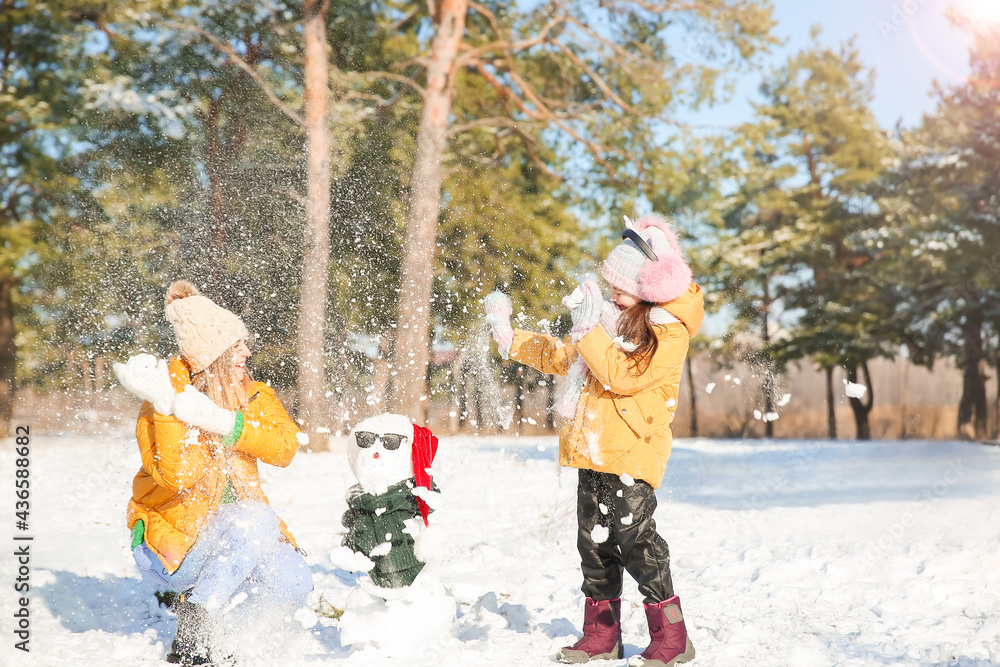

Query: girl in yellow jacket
114,280,312,665
484,214,703,667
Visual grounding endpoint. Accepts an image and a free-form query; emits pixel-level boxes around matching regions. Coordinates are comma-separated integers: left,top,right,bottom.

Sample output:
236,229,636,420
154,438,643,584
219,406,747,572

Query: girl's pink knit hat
600,213,692,304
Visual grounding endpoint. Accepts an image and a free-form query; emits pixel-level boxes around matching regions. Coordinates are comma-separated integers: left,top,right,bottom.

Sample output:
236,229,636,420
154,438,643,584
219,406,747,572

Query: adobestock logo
877,0,934,39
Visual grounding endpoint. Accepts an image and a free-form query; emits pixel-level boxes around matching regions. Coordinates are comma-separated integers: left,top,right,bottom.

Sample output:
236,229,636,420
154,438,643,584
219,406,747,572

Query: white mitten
482,291,514,359
113,354,175,415
173,385,236,436
600,300,621,336
563,280,604,342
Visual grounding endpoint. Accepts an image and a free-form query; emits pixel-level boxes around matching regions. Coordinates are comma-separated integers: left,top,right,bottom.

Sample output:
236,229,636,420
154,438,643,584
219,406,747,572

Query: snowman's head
348,413,414,495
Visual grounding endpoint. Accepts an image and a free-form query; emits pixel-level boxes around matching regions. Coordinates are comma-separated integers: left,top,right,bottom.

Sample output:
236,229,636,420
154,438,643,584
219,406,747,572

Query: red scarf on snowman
411,424,438,526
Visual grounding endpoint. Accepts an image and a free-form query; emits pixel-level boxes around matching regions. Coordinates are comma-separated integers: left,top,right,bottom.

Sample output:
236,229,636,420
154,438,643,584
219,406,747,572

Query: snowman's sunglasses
355,431,407,450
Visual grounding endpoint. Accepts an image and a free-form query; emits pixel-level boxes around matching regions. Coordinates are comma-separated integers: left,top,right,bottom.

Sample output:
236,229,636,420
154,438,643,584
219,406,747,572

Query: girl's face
232,339,251,381
609,285,640,311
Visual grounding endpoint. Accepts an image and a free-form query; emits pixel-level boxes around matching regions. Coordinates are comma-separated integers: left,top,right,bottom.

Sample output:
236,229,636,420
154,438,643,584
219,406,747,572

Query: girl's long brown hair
617,302,658,375
190,346,252,411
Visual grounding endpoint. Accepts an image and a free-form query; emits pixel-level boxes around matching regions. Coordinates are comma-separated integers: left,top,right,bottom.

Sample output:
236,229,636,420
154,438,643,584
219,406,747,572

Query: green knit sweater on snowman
341,478,438,589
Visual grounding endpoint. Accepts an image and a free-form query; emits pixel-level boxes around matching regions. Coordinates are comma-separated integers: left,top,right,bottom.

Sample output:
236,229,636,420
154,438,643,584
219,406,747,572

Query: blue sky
694,0,980,130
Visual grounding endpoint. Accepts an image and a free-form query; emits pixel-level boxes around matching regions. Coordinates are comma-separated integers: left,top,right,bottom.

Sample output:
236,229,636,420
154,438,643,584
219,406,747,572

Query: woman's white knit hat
164,280,248,373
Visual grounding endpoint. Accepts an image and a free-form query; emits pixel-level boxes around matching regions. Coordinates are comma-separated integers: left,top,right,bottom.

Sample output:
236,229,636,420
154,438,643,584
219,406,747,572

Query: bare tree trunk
368,333,394,415
204,96,227,290
545,374,555,431
0,275,15,437
825,365,836,439
474,373,483,432
457,360,468,429
81,356,92,394
846,361,873,440
686,354,698,437
514,366,525,434
760,290,775,439
94,356,104,392
388,0,468,417
994,340,1000,439
451,347,468,429
296,0,332,446
957,308,988,440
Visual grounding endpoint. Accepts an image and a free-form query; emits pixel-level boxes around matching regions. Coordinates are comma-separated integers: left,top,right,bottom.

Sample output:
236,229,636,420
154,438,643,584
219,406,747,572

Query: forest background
3,0,999,447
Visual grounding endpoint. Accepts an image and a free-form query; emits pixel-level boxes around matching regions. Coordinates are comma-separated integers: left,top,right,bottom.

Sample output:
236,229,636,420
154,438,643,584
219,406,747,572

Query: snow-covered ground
2,431,999,666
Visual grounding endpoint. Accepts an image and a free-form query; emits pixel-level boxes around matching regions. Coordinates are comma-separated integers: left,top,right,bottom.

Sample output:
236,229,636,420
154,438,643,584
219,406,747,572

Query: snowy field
2,430,999,667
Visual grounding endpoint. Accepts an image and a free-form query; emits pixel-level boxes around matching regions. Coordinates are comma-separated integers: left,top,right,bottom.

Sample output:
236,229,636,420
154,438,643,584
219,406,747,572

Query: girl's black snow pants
576,468,674,604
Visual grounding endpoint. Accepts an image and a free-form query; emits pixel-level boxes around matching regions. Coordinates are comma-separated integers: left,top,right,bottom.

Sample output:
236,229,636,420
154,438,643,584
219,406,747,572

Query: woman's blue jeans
133,501,312,614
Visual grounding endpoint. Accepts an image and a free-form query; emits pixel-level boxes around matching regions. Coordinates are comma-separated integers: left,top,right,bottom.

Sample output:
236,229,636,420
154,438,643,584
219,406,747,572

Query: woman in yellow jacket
484,214,703,667
114,281,311,666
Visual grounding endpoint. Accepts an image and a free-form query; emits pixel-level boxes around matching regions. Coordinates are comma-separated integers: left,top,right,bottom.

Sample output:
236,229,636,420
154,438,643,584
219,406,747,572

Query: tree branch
162,20,305,127
564,15,657,67
458,10,566,65
332,68,426,98
550,39,638,115
473,62,620,181
448,115,541,136
383,6,420,32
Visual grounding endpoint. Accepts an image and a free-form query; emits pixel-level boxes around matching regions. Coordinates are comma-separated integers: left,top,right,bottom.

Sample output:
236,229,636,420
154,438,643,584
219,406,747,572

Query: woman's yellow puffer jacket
126,358,302,573
510,283,704,489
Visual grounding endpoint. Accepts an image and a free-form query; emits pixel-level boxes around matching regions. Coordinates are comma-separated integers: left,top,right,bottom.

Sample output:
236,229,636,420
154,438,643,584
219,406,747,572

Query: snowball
616,490,623,498
620,513,634,526
734,378,741,385
619,473,635,487
666,398,676,408
591,525,610,544
584,433,604,466
219,591,247,615
765,412,780,422
329,546,375,572
412,486,443,510
754,410,762,420
294,606,318,629
705,382,716,394
845,381,868,399
599,503,608,515
375,507,386,516
370,542,392,557
777,393,792,407
414,523,451,562
295,432,309,445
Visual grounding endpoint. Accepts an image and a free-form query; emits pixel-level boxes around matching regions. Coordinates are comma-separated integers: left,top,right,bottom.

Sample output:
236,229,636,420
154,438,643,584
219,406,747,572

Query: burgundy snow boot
637,596,695,666
557,597,623,664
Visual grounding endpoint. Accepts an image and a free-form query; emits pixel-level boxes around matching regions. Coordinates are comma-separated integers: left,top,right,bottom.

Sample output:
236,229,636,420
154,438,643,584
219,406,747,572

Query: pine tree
874,23,1000,440
704,34,890,439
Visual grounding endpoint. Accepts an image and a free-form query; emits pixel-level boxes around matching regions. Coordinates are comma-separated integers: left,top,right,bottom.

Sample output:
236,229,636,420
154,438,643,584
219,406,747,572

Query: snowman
331,413,455,653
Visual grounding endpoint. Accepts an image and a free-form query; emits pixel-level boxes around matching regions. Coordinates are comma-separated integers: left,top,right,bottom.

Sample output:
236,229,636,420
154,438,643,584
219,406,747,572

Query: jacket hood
660,283,704,338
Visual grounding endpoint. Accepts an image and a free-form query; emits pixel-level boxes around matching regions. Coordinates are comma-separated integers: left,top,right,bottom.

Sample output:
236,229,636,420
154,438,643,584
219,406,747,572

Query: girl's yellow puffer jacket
126,358,301,573
510,283,704,489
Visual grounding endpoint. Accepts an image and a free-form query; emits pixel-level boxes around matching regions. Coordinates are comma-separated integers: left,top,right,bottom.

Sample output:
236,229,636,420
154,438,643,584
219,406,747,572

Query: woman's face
232,339,251,381
609,285,640,311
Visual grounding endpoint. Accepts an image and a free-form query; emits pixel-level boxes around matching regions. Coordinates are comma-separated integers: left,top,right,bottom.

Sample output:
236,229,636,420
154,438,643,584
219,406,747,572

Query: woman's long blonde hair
190,344,252,411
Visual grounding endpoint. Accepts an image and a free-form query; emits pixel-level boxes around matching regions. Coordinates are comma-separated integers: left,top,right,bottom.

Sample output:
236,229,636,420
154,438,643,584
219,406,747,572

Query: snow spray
454,322,514,432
